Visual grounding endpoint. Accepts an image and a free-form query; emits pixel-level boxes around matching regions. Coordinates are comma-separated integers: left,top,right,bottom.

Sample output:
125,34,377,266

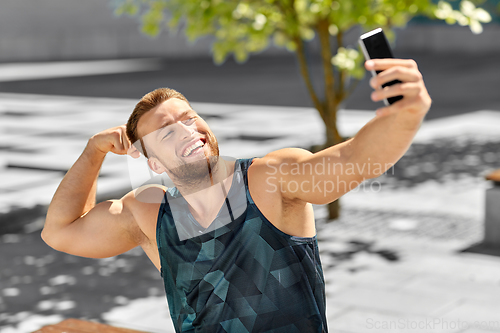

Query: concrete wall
0,0,215,61
0,0,499,63
396,23,500,54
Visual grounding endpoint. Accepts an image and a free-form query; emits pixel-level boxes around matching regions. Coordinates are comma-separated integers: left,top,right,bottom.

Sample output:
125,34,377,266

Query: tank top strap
237,157,255,188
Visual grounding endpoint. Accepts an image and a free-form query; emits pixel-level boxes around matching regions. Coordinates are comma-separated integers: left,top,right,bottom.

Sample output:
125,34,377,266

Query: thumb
127,145,141,159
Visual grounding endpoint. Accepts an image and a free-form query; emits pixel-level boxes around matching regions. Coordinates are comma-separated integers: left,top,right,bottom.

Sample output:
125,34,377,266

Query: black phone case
359,28,403,106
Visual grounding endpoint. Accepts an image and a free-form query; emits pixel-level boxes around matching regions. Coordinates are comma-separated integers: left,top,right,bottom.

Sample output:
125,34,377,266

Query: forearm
44,138,106,231
335,58,431,180
345,109,424,179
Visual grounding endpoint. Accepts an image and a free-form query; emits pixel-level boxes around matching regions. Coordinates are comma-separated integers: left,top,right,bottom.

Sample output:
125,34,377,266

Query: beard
161,130,221,191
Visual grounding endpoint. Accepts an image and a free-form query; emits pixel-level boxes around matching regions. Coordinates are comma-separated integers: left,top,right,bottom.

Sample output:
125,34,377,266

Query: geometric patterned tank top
156,158,327,332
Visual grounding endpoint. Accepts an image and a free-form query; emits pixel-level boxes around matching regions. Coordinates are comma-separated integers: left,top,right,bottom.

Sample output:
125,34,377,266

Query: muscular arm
45,140,105,229
42,126,141,258
257,59,431,205
343,59,431,177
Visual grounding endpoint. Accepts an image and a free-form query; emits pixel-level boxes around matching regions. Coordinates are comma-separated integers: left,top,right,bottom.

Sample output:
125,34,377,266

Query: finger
127,144,141,159
366,58,417,71
371,82,421,102
123,134,131,152
111,129,127,154
116,125,129,152
370,67,422,89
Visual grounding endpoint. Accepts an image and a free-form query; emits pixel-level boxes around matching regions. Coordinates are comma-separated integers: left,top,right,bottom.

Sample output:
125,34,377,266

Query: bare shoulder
248,149,316,238
249,148,313,176
121,184,166,245
256,147,313,163
129,184,167,204
248,148,313,191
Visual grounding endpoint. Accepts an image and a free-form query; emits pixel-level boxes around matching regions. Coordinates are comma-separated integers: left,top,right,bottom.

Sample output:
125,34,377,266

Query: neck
175,158,236,228
174,157,229,194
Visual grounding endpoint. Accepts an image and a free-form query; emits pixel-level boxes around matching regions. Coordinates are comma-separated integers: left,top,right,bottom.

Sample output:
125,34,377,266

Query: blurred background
1,0,500,332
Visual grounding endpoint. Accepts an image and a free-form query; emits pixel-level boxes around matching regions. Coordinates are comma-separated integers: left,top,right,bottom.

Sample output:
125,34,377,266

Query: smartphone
359,28,403,106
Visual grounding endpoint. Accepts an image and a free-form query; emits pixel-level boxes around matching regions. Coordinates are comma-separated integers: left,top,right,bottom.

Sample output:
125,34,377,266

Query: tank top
156,158,327,332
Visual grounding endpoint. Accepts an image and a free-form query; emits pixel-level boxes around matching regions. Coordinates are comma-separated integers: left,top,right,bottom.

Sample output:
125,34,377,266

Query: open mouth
181,138,206,158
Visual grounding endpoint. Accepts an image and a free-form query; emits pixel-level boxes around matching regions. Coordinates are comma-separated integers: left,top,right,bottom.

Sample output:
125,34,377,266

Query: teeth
182,140,204,157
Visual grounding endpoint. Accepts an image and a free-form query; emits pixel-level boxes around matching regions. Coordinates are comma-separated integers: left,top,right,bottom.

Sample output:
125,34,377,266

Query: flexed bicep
43,192,141,259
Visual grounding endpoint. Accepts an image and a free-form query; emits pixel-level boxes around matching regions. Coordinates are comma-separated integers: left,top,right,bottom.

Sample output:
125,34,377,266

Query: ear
147,157,167,174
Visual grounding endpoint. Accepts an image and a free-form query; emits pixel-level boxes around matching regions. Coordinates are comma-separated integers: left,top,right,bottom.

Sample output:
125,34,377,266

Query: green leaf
141,7,164,37
285,40,297,52
108,0,494,143
234,46,249,63
113,0,140,17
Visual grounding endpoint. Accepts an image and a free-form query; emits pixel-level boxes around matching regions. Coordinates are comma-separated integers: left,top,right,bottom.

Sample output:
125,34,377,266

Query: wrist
397,109,426,132
86,136,108,158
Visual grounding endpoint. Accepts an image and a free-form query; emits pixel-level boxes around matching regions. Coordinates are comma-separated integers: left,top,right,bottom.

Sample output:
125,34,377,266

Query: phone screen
360,28,403,105
361,33,395,61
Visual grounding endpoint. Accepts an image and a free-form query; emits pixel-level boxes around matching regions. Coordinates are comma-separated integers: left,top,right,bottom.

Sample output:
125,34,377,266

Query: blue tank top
156,158,327,332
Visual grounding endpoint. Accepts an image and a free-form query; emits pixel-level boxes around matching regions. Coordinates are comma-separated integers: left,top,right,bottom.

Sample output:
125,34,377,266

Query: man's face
137,98,219,184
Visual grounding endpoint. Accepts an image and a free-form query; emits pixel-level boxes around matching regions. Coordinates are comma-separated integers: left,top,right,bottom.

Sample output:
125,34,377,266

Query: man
42,59,431,332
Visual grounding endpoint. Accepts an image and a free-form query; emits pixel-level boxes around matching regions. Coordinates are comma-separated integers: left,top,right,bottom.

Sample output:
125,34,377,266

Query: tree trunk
325,114,343,221
328,198,341,220
292,22,345,221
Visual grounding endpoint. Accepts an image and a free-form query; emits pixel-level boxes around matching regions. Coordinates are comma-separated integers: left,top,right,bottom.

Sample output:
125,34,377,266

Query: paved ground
1,52,500,120
1,57,500,333
0,92,327,218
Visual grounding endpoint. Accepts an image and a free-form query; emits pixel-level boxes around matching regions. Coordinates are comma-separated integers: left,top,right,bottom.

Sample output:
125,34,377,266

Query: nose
178,121,195,140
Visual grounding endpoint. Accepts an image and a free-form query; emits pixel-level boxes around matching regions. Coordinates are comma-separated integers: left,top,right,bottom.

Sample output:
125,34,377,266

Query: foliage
111,0,492,219
112,0,491,74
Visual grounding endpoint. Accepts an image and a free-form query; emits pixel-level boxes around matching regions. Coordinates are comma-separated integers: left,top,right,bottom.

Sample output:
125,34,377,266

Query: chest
136,163,316,271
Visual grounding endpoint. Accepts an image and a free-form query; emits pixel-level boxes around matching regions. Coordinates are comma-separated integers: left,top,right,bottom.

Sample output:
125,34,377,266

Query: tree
112,0,492,220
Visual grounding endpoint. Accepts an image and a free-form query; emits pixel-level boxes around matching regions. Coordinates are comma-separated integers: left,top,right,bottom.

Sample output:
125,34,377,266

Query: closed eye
162,130,173,140
183,117,197,125
160,116,197,140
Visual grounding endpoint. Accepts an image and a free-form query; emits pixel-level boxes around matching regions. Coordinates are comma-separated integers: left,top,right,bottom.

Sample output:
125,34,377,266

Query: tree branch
316,18,340,142
293,36,325,120
275,0,325,120
336,30,345,101
316,19,336,113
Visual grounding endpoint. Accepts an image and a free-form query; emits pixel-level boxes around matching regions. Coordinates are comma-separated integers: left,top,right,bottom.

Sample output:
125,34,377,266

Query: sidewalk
322,232,500,333
1,92,500,332
1,53,500,120
2,92,500,228
0,92,326,219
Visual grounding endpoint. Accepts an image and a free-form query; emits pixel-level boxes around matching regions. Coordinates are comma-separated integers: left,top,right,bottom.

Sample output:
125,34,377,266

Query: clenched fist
88,125,141,158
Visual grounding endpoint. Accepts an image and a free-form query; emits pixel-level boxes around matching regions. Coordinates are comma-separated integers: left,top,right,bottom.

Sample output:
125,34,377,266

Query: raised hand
89,125,141,158
366,59,432,118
